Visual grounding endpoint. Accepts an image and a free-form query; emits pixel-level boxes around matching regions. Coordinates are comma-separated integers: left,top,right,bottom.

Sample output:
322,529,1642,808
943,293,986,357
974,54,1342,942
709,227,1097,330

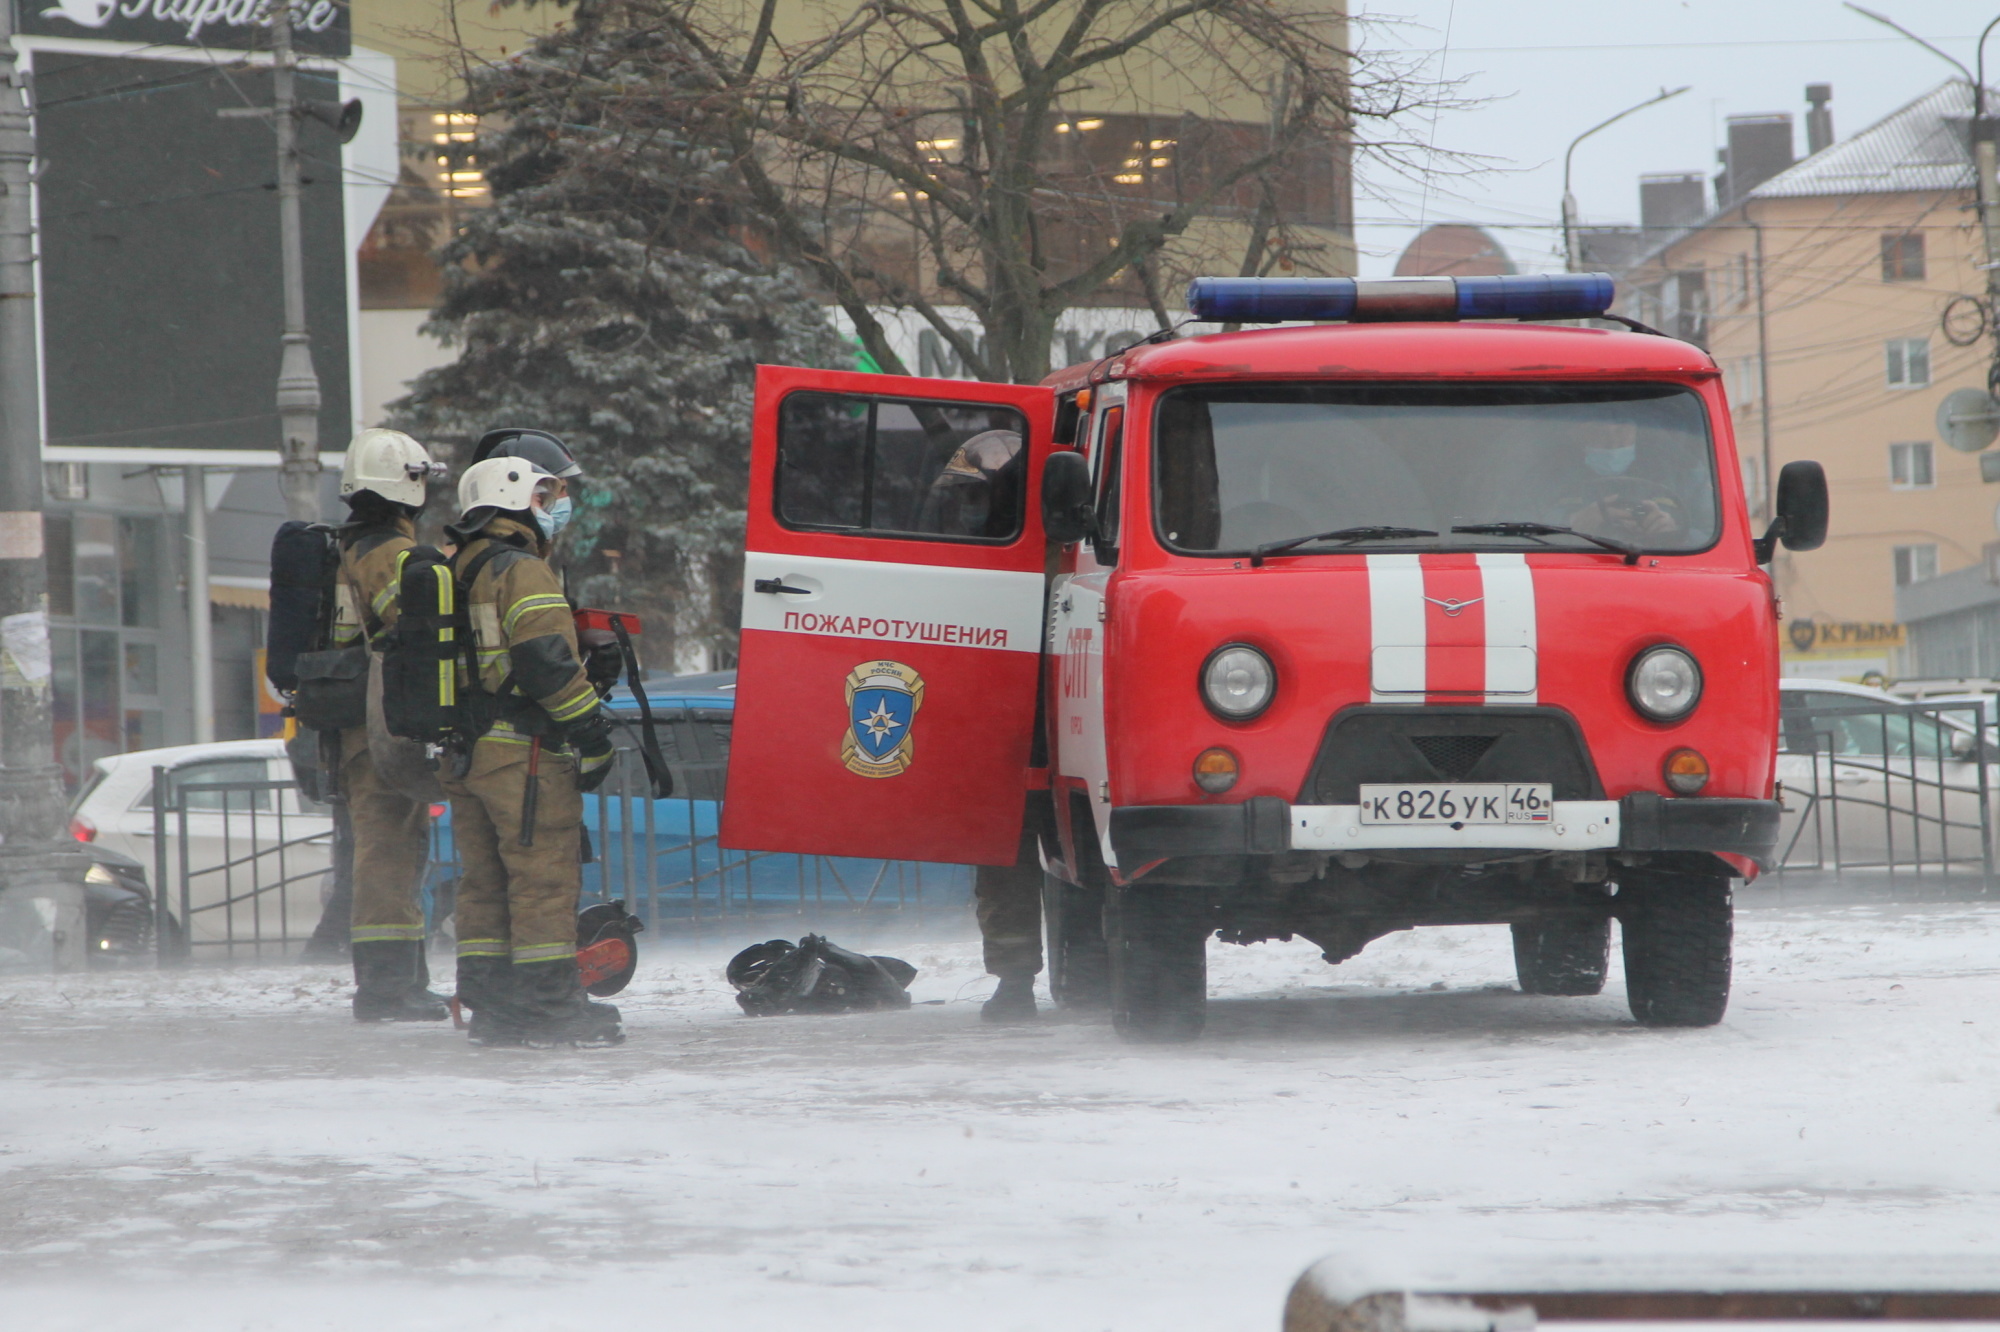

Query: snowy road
5,889,2000,1330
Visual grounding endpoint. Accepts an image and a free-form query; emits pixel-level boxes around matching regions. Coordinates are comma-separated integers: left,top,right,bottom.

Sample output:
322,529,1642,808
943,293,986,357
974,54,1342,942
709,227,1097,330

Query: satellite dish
1937,387,2000,453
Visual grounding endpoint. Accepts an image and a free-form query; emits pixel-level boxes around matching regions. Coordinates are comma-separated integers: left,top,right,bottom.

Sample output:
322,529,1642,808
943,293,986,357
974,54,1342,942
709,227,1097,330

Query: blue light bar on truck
1185,273,1618,324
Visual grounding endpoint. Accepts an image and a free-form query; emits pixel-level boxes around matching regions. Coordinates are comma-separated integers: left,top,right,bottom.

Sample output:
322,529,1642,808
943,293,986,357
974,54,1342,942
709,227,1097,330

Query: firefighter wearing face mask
331,428,450,1022
440,455,620,1047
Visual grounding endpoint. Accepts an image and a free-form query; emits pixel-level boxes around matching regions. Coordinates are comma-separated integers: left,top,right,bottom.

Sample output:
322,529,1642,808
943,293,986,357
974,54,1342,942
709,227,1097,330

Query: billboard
19,0,350,58
33,50,350,454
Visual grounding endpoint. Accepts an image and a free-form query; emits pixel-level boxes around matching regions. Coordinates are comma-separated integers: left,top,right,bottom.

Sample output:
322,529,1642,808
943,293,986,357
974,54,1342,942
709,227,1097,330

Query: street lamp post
1562,86,1692,271
271,2,321,524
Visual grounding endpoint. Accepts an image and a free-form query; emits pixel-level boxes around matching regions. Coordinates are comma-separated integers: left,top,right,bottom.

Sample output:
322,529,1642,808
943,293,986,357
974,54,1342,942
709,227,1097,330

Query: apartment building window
1885,337,1931,388
1712,253,1752,309
1632,285,1663,330
1881,231,1925,282
1722,354,1761,409
1894,543,1939,586
1889,440,1935,489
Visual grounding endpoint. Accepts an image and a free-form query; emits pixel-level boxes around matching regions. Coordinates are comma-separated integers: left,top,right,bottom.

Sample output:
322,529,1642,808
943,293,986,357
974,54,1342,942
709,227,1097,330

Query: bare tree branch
448,0,1475,383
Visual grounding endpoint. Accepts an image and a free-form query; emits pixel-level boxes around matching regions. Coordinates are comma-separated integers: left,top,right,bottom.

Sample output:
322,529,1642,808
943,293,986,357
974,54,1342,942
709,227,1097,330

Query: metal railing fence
425,740,974,939
144,735,975,960
1773,700,1993,891
149,767,335,961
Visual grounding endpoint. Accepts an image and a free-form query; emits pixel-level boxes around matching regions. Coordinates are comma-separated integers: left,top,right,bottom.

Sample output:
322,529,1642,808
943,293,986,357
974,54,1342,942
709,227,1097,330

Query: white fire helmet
340,428,443,508
457,455,557,530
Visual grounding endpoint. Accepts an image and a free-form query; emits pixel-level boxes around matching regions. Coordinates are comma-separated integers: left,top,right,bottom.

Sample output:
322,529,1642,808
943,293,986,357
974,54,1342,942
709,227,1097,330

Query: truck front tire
1511,917,1611,996
1619,864,1732,1027
1105,884,1209,1042
1043,872,1110,1008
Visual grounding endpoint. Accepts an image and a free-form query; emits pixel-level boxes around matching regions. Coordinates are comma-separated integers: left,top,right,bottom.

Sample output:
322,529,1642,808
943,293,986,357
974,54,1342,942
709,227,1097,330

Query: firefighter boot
457,953,529,1047
512,959,624,1048
981,971,1039,1024
352,941,451,1022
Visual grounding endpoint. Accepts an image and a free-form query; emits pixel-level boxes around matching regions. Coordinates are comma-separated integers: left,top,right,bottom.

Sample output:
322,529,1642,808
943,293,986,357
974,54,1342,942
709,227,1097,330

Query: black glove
568,714,616,793
580,630,625,692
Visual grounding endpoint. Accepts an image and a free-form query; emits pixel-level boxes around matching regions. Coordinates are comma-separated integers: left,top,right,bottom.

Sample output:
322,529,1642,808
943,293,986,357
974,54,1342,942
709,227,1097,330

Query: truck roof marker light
1185,273,1618,325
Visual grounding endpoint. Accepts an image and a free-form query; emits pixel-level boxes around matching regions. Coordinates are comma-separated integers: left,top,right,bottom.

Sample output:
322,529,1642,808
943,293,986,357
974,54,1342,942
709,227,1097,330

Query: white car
1776,678,1996,871
69,739,335,948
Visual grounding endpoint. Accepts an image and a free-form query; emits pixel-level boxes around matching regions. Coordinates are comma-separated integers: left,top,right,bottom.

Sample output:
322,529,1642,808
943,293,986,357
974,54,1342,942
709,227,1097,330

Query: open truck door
721,366,1054,866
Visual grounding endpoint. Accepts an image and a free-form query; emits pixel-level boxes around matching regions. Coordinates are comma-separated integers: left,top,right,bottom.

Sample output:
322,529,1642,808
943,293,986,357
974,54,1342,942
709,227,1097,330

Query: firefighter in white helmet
441,455,620,1047
332,428,449,1020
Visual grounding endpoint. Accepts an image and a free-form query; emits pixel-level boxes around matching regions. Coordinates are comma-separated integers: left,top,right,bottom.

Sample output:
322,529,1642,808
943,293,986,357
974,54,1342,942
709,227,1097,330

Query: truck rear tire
1619,865,1732,1027
1106,884,1208,1042
1511,918,1610,996
1043,872,1110,1008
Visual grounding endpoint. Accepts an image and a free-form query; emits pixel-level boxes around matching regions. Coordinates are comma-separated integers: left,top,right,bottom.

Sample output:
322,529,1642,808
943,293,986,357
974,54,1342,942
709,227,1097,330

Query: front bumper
1109,793,1781,866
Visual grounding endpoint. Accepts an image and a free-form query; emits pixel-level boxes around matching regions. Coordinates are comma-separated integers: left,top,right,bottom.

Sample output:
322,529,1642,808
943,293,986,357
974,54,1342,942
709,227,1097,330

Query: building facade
1625,82,1992,681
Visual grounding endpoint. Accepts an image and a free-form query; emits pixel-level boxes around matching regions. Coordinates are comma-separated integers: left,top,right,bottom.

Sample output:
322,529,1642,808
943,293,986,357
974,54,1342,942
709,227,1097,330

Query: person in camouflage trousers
441,453,618,1048
329,430,450,1022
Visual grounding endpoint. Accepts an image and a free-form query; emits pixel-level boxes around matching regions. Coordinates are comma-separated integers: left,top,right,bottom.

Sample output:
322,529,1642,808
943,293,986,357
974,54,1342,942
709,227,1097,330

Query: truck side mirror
1042,450,1094,545
1754,460,1829,563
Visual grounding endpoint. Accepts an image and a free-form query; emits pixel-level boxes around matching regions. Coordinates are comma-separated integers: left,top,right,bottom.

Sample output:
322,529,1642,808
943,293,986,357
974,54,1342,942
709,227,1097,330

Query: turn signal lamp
1663,748,1711,795
1193,747,1240,794
1185,273,1617,324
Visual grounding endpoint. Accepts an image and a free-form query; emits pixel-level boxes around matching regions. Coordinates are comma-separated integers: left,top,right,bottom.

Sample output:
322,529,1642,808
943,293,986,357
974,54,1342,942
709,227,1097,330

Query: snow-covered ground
5,887,2000,1331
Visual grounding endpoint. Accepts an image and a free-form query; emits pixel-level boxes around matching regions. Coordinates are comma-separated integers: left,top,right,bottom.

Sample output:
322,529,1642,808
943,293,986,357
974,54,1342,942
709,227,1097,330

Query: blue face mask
1585,444,1636,476
534,495,572,540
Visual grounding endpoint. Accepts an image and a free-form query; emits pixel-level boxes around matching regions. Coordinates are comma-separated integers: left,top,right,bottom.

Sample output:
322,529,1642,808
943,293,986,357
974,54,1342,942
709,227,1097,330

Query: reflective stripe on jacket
452,515,600,732
331,516,418,650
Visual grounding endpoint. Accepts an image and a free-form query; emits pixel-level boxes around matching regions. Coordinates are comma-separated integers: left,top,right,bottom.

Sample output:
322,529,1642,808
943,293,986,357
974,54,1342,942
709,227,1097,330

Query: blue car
425,672,972,933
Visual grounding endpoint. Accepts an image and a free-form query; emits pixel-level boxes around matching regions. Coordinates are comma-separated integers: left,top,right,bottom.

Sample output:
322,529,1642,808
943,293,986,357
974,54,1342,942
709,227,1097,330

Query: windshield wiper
1451,521,1642,565
1250,525,1438,567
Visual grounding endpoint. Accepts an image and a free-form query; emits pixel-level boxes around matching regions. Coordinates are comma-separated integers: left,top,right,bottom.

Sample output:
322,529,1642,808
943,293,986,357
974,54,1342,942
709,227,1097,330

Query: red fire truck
721,273,1828,1041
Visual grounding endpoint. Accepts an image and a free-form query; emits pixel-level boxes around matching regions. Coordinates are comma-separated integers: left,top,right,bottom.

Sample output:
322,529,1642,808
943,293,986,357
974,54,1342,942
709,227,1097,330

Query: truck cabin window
1154,383,1720,557
777,391,1028,543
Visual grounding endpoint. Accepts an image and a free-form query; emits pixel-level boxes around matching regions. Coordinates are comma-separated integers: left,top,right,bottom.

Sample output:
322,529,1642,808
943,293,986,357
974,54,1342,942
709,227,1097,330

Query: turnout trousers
439,732,583,975
974,861,1044,978
338,727,431,946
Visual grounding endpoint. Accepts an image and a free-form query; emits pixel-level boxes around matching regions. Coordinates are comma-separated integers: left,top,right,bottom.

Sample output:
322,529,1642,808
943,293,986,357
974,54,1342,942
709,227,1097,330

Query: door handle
753,578,813,595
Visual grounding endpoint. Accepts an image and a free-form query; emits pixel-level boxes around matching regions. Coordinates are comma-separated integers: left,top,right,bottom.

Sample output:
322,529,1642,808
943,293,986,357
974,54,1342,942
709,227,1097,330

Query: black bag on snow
726,935,917,1016
267,521,369,731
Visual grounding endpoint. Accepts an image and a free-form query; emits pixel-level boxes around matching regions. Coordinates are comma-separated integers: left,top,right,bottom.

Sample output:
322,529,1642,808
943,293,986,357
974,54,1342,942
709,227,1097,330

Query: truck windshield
1154,382,1719,557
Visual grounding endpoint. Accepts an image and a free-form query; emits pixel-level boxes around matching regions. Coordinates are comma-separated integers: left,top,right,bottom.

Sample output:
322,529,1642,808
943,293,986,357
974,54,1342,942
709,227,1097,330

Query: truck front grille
1301,706,1603,805
1410,733,1497,779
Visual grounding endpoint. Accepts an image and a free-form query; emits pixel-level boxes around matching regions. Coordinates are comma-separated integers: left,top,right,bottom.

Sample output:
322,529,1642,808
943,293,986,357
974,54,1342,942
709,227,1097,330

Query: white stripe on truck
740,550,1045,653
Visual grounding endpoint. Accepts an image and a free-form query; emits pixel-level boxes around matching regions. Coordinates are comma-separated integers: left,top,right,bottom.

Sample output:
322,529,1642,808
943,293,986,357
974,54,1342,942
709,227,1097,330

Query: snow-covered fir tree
389,5,853,668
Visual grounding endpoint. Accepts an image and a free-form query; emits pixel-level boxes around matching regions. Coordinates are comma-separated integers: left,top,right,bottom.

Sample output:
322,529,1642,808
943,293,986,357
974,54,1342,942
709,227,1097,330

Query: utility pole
0,1,87,968
272,2,321,523
1846,6,2000,390
1972,35,2000,396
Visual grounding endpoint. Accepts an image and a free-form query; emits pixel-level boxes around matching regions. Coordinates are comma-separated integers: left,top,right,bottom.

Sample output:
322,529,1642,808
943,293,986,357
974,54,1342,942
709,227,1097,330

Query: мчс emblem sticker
842,661,925,778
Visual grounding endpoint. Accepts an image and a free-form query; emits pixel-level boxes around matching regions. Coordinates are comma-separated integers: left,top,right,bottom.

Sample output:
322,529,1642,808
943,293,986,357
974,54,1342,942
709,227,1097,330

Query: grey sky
1351,1,2000,276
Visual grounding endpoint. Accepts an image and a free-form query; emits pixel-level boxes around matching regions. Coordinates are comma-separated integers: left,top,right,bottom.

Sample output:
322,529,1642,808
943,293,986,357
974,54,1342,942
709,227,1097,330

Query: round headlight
1202,644,1275,720
1628,646,1702,721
